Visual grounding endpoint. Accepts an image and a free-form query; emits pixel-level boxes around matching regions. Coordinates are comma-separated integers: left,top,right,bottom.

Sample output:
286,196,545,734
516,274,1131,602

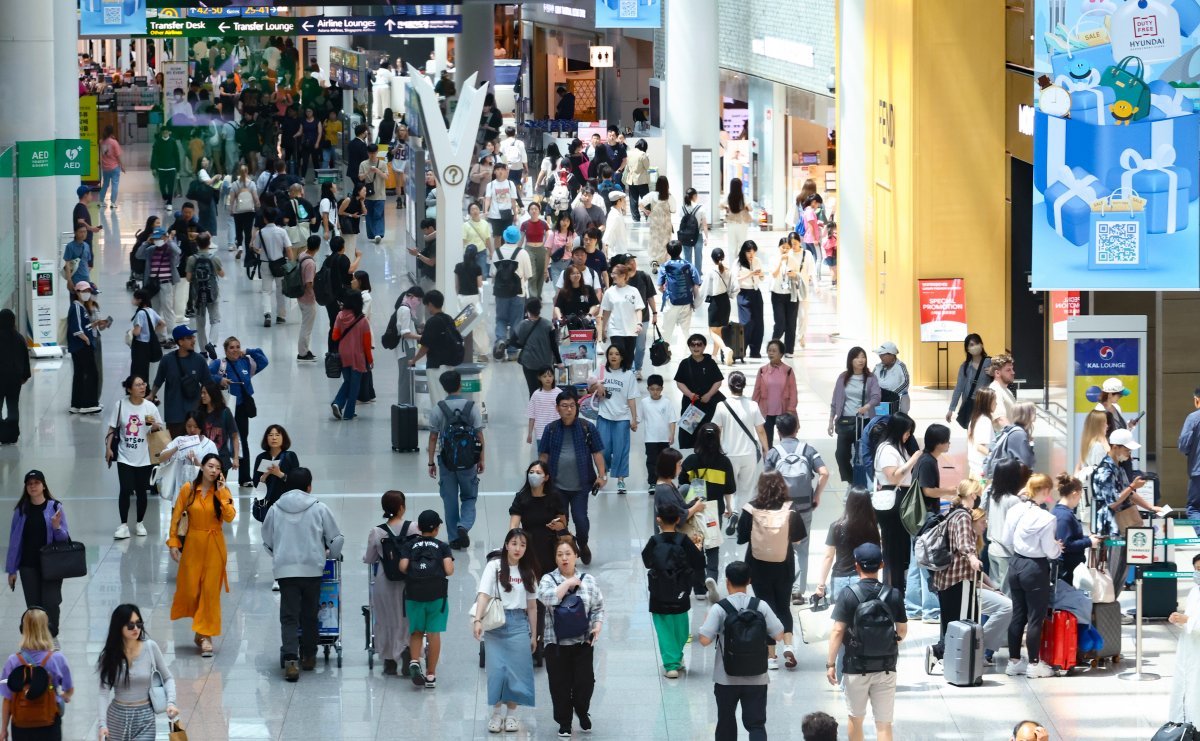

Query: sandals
504,716,519,733
199,637,214,657
488,715,503,734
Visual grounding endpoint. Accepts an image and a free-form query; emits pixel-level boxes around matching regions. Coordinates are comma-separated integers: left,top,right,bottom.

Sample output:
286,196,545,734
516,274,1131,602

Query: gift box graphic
1105,146,1191,233
1034,109,1200,202
1177,0,1200,37
1044,166,1112,246
1056,72,1115,125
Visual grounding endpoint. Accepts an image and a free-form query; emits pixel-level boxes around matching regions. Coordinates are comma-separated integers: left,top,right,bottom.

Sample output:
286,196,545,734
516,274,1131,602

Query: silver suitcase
942,573,983,687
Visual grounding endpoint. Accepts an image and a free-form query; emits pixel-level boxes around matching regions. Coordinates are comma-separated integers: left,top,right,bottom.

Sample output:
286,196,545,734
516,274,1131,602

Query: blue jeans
560,488,591,545
494,296,524,349
321,147,337,169
438,462,479,536
681,233,703,272
597,417,631,479
100,167,121,203
830,574,860,679
365,199,385,239
633,328,647,372
333,367,363,419
905,543,939,619
475,248,490,280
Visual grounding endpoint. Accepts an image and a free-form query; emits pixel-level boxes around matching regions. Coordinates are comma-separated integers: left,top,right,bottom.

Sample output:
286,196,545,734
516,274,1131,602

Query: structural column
316,6,350,82
455,3,495,91
54,0,82,225
663,0,719,222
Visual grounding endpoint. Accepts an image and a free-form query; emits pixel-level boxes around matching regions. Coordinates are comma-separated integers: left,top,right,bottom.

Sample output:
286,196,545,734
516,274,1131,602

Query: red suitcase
1039,609,1078,673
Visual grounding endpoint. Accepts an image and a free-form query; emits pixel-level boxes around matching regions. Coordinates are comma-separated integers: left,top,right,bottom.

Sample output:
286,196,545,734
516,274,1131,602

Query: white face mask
78,292,92,303
968,344,982,357
1193,572,1200,587
527,472,546,488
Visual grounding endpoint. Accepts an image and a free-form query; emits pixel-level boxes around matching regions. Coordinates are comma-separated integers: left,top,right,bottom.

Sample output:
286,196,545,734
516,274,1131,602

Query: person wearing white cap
604,190,630,255
66,281,106,414
872,342,910,413
1090,428,1164,599
1096,377,1138,435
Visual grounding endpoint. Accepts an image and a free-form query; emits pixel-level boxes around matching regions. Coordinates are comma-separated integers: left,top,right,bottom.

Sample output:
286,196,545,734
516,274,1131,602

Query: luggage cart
317,558,343,667
363,563,377,670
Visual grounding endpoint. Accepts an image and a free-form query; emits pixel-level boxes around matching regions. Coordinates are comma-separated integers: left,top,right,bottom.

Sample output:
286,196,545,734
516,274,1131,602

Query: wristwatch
826,663,835,669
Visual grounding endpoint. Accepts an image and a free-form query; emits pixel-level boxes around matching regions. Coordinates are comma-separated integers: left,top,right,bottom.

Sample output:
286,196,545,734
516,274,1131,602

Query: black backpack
493,245,523,299
846,583,899,672
313,255,337,307
381,308,401,350
192,254,217,305
678,205,701,246
437,401,481,470
377,521,415,582
718,597,769,676
403,539,448,602
646,534,692,605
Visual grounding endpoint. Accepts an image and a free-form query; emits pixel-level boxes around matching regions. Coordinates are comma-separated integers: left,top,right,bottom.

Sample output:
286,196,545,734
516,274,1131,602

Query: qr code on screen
103,6,121,24
619,0,638,18
1095,221,1140,265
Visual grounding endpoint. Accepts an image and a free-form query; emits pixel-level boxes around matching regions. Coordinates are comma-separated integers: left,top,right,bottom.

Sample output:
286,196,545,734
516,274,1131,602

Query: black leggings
875,490,910,594
1008,555,1052,663
834,426,858,483
233,212,256,249
117,462,152,524
935,579,967,657
770,293,798,353
749,558,794,643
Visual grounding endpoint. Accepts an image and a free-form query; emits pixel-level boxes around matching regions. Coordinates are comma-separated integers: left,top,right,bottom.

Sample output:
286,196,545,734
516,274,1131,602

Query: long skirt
485,609,536,707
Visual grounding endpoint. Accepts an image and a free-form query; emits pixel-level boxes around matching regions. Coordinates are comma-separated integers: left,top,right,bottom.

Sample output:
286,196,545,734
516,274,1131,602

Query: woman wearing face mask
67,282,107,415
509,461,566,665
1168,553,1200,727
947,333,991,428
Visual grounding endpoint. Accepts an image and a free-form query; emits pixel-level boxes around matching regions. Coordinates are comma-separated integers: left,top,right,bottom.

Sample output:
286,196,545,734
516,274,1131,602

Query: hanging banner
79,96,99,183
595,0,661,28
917,278,967,342
1050,290,1080,341
1032,0,1200,290
1066,315,1147,463
81,0,147,37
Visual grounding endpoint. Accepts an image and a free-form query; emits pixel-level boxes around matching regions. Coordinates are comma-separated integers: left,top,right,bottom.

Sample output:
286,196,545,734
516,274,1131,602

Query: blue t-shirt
63,240,92,283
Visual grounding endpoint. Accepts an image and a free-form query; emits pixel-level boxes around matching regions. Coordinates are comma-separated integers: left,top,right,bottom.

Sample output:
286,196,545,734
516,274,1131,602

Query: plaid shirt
538,418,605,492
931,507,978,592
537,569,605,645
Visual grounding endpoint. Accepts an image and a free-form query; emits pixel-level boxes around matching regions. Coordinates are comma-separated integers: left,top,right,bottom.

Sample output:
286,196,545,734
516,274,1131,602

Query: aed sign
17,140,89,178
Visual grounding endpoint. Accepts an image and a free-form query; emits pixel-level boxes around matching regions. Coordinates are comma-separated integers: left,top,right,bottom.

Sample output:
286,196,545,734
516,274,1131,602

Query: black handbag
834,377,866,435
239,393,258,419
1152,722,1198,741
268,257,287,278
325,315,364,379
954,358,987,430
39,532,87,581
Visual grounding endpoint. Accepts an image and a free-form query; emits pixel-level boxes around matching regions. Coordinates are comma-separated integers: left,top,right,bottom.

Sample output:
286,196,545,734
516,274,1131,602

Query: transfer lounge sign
917,278,967,342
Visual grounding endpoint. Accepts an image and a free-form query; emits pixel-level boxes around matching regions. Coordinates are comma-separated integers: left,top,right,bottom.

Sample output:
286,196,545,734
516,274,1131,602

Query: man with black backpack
826,543,907,741
698,560,786,741
426,370,484,550
491,226,532,361
408,290,465,407
641,505,706,678
184,232,224,350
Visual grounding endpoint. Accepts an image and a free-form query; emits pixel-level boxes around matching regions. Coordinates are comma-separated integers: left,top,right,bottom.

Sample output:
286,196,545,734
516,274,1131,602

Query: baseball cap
76,185,91,198
150,227,167,240
1108,428,1141,451
502,225,521,244
608,190,626,203
74,281,92,293
853,542,884,570
874,341,900,356
417,509,443,531
1101,377,1128,395
171,325,197,341
23,470,46,485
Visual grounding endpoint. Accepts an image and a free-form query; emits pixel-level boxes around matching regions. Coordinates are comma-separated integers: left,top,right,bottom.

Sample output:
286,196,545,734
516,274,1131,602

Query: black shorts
489,210,513,237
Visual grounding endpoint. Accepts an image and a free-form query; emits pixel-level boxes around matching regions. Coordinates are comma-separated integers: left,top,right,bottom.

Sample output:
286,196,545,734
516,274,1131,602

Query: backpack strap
747,597,760,613
717,598,736,618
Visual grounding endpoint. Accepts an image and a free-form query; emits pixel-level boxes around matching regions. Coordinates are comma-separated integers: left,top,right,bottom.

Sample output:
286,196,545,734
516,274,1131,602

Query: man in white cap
605,190,630,255
1091,428,1164,601
872,341,910,413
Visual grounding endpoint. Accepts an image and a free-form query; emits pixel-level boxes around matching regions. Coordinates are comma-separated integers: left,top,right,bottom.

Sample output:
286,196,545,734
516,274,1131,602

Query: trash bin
412,363,487,429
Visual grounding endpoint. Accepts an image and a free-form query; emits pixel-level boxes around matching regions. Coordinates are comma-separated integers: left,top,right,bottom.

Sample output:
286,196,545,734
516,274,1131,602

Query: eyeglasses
125,621,144,631
688,342,705,348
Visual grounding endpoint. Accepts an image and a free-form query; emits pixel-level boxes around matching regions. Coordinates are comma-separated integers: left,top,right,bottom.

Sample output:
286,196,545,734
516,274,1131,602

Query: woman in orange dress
167,452,235,657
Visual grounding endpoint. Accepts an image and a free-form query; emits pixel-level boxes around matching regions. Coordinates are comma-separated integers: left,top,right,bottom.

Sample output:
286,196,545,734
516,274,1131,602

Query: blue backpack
552,574,590,641
857,415,892,474
662,260,696,306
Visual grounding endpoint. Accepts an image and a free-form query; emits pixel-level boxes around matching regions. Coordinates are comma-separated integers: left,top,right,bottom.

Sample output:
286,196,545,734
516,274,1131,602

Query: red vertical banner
918,279,967,342
1051,290,1081,341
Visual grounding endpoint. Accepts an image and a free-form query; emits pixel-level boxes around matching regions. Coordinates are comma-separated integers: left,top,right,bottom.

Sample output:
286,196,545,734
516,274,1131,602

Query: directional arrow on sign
384,18,395,31
302,20,313,32
217,21,228,33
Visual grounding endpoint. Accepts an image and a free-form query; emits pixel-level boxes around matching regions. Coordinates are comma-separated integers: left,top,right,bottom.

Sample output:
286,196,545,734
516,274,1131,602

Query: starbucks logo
443,165,464,187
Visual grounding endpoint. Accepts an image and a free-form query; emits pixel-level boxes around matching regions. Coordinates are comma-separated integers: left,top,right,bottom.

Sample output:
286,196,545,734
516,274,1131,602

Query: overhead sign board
150,0,427,5
590,46,614,68
595,0,662,28
147,14,462,37
1126,527,1154,565
81,0,147,37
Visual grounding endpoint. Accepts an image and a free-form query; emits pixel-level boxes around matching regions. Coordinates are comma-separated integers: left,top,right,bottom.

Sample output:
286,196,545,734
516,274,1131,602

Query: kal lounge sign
1111,0,1181,63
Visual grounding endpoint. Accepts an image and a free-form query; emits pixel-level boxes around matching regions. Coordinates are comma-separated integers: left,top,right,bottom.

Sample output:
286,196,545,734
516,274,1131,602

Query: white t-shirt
989,379,1017,423
712,396,765,458
132,307,162,343
703,268,737,298
554,266,602,291
500,138,527,170
485,179,515,218
967,415,993,477
320,197,340,236
590,367,641,421
641,395,675,444
478,559,534,611
874,442,911,497
599,284,644,337
110,399,161,467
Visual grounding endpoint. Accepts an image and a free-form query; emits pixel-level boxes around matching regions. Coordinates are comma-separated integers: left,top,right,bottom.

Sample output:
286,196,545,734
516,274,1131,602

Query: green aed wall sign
17,140,90,178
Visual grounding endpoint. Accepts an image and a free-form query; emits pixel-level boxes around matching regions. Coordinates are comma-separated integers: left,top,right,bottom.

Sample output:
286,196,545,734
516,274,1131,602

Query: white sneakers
705,577,720,603
767,656,779,670
1025,661,1055,679
113,524,130,540
135,522,147,537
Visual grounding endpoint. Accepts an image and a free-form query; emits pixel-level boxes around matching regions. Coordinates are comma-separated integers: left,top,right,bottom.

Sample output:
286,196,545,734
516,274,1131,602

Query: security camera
826,66,836,95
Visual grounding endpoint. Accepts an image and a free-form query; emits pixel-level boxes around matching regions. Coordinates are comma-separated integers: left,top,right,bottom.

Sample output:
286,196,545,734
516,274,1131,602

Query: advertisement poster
79,96,98,183
1050,290,1081,341
595,0,661,29
1072,336,1141,447
917,278,967,342
1032,0,1200,289
724,140,752,205
81,0,146,37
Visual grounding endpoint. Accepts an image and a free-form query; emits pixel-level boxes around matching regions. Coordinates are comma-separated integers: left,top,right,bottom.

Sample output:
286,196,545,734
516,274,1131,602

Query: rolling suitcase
391,404,419,452
1084,600,1123,668
1136,562,1178,619
1039,608,1079,673
941,573,984,686
721,322,746,363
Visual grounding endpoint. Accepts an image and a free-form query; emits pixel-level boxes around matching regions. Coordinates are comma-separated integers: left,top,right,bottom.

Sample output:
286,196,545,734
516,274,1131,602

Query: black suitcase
721,323,746,363
1084,600,1123,667
391,404,419,452
1136,562,1178,619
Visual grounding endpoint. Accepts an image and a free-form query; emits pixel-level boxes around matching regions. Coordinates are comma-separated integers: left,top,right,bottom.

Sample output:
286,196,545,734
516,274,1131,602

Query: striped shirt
527,388,560,442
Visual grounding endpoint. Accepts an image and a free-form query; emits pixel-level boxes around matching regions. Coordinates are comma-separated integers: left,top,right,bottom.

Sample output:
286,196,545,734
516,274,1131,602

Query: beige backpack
744,504,791,563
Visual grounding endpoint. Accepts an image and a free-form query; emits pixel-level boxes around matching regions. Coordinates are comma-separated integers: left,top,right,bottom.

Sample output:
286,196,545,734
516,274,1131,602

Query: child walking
526,367,561,447
399,509,456,689
640,374,675,495
641,505,705,677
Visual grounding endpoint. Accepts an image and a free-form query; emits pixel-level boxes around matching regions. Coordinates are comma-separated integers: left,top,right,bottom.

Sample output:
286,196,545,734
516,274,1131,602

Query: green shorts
405,598,449,633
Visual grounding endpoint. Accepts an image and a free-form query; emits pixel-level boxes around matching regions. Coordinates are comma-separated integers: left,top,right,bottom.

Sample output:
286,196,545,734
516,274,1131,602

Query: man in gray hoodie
262,467,345,681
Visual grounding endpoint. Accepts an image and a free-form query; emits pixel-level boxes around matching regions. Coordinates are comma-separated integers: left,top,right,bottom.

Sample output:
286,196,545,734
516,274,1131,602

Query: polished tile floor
0,148,1190,739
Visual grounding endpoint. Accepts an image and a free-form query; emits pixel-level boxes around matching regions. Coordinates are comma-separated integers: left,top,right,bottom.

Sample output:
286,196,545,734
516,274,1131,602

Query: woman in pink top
99,126,125,209
330,291,374,421
752,339,798,446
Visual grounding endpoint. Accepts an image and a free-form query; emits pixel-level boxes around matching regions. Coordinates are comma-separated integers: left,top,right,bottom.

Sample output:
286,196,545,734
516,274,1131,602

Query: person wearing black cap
398,510,455,689
150,325,214,438
73,184,102,247
5,471,70,638
827,542,907,741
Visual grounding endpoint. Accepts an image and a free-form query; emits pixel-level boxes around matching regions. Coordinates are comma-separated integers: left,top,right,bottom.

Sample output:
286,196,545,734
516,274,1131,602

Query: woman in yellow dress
167,453,235,657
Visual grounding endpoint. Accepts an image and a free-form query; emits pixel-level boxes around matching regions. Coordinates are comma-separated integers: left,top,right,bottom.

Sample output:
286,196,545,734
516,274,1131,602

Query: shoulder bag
1087,547,1116,604
107,400,123,468
722,398,762,462
149,665,169,713
39,511,87,580
285,199,311,246
262,232,286,278
954,358,988,430
834,377,866,435
173,352,201,401
468,561,507,632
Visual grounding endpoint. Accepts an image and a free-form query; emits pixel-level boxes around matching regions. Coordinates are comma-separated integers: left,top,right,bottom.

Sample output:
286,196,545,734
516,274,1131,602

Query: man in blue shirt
539,391,607,565
62,224,93,291
1178,387,1200,535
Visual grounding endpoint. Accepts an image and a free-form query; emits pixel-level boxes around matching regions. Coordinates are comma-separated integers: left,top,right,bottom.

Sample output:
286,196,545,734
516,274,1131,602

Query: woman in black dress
0,309,31,444
674,333,725,449
508,460,567,664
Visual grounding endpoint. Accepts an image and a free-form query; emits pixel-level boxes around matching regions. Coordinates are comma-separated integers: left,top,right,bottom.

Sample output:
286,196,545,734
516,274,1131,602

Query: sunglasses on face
689,342,705,348
125,621,144,631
